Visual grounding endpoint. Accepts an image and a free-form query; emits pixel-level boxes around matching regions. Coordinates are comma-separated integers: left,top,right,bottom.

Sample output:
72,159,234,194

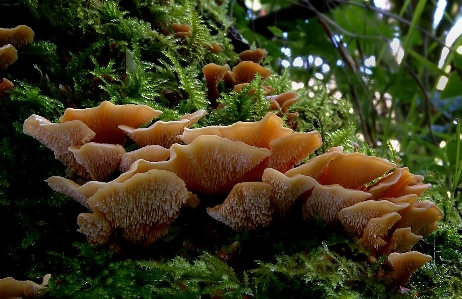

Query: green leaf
441,72,462,99
267,26,284,38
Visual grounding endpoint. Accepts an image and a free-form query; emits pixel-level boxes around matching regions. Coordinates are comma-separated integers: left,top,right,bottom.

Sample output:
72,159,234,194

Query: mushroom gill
81,169,190,245
387,251,432,286
119,145,170,173
206,182,273,231
114,135,272,196
23,114,96,178
68,142,126,181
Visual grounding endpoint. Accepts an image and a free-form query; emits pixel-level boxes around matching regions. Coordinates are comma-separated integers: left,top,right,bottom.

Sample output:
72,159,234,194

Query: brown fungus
119,145,170,172
0,78,13,98
207,182,273,231
230,61,272,84
239,48,268,64
0,25,34,48
202,63,230,107
388,252,432,286
0,44,18,70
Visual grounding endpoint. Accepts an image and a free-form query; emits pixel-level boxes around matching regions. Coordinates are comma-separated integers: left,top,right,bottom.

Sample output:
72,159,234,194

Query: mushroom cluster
23,101,442,286
0,25,34,97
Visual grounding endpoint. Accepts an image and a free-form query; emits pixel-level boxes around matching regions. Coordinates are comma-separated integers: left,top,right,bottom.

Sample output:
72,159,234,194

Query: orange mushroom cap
230,61,272,84
59,101,162,145
206,182,273,231
0,25,34,48
119,145,170,173
358,212,402,252
202,63,230,106
285,149,344,178
0,44,18,70
388,251,432,286
381,227,422,255
114,135,272,196
180,109,206,127
46,176,107,209
302,184,372,223
0,275,48,299
393,200,443,236
338,200,409,236
205,42,223,54
0,78,13,98
239,48,268,64
179,112,292,149
262,168,318,217
69,142,126,181
83,169,190,245
119,119,190,148
23,114,96,178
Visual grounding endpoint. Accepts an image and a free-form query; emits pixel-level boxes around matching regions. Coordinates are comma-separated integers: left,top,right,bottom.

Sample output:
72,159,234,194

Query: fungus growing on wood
382,227,422,255
301,184,372,223
338,200,409,236
388,251,432,286
230,61,272,84
46,176,107,209
179,112,292,148
202,63,230,107
206,182,273,230
358,212,402,253
80,169,190,245
0,78,13,98
114,135,271,196
262,168,318,217
119,145,170,172
0,25,34,48
23,114,96,178
239,48,268,64
0,44,18,70
59,101,162,145
0,274,49,299
68,142,126,181
119,119,190,148
267,131,322,173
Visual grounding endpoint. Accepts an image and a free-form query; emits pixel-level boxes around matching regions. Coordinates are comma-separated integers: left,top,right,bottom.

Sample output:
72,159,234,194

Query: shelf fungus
78,169,192,245
0,44,18,70
0,274,50,299
388,252,432,286
23,114,96,178
119,145,170,172
239,48,268,64
59,101,162,145
207,182,273,231
0,25,34,48
68,142,126,181
115,135,271,195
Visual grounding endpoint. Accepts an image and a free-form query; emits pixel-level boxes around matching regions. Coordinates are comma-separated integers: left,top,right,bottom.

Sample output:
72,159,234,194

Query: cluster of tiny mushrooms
0,23,445,296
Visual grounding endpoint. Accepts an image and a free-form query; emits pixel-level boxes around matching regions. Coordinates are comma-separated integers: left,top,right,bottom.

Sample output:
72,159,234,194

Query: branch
252,0,342,38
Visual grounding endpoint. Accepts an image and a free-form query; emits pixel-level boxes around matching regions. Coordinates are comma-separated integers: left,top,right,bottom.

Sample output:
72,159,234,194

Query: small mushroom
388,251,432,286
239,48,268,64
0,44,18,70
230,61,272,84
202,63,230,107
381,227,422,255
0,78,13,98
207,182,273,231
358,212,402,253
